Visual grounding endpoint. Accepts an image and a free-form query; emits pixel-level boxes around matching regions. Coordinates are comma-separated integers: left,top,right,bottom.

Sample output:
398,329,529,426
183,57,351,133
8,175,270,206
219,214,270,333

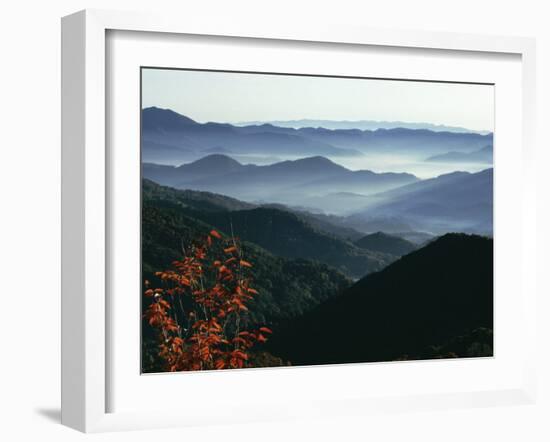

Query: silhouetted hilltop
354,231,417,256
267,233,493,365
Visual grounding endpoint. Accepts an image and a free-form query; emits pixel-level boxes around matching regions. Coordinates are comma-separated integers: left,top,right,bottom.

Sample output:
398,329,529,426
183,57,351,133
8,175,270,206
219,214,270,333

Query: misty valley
141,105,494,372
142,107,493,236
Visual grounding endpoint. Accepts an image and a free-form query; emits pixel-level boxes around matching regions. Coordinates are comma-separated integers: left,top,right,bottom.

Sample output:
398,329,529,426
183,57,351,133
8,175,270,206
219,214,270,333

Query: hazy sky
142,68,494,132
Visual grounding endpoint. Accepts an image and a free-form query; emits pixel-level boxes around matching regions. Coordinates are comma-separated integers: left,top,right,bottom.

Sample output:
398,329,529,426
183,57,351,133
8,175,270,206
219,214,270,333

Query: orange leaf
232,350,248,360
259,327,272,334
224,246,237,254
210,230,222,239
240,260,253,268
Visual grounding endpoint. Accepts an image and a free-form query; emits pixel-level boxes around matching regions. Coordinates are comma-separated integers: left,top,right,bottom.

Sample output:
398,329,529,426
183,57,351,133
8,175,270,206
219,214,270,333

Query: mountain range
142,181,352,328
143,153,493,235
142,154,419,211
143,179,402,279
426,145,493,164
346,168,493,235
142,180,493,368
141,107,493,164
354,232,417,256
236,118,490,134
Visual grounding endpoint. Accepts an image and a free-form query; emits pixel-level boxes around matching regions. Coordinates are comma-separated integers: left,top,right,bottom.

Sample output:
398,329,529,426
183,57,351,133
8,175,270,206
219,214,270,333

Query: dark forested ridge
143,179,396,279
354,231,417,256
142,180,493,368
142,181,353,327
193,207,393,278
267,233,493,365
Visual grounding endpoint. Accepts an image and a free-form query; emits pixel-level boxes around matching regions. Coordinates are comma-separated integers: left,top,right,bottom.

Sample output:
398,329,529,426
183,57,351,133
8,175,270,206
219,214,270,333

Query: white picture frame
61,9,537,433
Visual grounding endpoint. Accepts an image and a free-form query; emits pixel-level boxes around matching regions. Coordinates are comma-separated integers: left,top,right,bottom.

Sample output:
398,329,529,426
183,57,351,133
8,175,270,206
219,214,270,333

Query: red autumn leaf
232,350,248,360
144,230,271,372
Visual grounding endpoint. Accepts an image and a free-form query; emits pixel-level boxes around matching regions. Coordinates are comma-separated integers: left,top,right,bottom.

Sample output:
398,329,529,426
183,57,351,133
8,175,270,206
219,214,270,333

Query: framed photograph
61,9,537,432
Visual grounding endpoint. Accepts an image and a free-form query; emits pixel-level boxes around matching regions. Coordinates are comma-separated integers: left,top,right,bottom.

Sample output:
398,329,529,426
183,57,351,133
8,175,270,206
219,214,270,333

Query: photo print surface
141,68,494,373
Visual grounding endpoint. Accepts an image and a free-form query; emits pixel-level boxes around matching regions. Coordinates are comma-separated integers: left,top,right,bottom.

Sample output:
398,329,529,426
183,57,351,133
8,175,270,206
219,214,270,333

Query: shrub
143,229,272,371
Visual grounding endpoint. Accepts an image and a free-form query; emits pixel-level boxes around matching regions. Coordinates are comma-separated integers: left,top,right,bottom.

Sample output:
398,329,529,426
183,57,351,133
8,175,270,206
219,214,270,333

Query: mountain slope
142,154,419,212
141,107,362,161
267,233,493,365
142,187,352,327
349,168,493,235
354,232,417,256
144,179,364,241
192,207,394,279
141,107,493,164
142,178,255,212
426,145,493,164
294,126,493,154
143,180,395,279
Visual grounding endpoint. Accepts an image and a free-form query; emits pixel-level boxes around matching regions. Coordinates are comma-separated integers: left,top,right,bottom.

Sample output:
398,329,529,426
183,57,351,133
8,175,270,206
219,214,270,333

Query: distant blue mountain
426,145,493,164
142,107,199,131
141,107,493,164
348,168,493,235
236,118,490,134
142,107,363,163
142,154,419,211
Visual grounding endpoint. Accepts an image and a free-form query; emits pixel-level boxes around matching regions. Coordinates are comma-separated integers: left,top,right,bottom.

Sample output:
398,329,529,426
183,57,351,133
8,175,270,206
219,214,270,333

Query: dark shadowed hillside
267,234,493,365
142,201,352,327
193,207,394,279
354,232,417,256
143,180,395,279
142,177,254,212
